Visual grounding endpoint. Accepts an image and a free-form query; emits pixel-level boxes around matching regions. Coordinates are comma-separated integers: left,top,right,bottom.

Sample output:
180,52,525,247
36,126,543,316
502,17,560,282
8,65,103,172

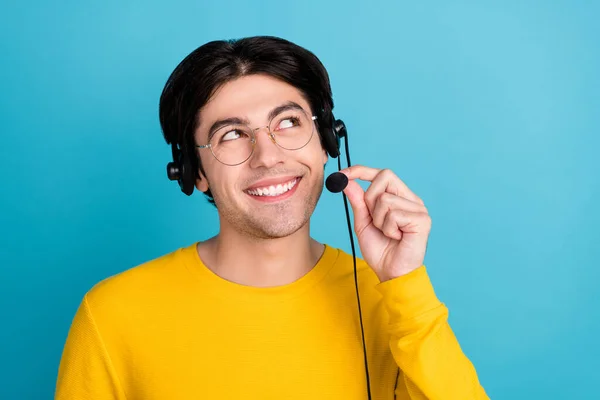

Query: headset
166,113,345,193
166,115,373,400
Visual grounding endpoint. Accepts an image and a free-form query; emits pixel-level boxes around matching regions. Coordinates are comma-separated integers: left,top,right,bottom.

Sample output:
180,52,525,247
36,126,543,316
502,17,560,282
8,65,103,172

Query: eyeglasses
196,108,317,166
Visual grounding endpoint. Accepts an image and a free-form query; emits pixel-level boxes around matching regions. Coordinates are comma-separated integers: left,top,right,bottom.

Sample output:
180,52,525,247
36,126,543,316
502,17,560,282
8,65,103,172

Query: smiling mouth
245,177,300,197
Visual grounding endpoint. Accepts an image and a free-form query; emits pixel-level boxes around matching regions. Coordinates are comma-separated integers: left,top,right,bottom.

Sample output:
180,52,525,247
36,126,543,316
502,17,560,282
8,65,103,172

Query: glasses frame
196,113,318,166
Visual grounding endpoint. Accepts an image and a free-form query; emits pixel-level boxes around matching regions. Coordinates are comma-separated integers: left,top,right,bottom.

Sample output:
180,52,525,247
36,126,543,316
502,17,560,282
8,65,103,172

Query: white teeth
247,178,298,197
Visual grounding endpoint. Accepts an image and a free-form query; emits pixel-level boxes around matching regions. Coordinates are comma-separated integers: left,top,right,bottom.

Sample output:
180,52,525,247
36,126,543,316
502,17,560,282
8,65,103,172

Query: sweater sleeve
374,266,489,400
55,295,127,400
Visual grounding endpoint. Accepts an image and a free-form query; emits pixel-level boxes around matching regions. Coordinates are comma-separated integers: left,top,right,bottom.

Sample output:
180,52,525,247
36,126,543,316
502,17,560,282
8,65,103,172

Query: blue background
1,1,599,398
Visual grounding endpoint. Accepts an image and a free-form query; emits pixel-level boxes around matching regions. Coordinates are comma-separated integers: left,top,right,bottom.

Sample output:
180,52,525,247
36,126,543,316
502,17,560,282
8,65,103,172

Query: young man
56,36,489,399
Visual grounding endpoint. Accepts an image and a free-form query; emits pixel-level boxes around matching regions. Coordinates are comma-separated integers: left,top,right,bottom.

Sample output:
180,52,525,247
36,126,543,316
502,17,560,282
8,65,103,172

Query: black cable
337,135,372,400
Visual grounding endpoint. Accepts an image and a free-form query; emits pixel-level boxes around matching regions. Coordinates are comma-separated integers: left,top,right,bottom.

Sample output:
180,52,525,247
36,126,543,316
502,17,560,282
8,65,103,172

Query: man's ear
195,171,209,193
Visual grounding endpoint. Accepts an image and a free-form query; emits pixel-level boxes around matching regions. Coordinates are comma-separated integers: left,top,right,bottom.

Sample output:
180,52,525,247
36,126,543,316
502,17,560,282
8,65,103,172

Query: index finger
339,165,381,182
340,165,424,205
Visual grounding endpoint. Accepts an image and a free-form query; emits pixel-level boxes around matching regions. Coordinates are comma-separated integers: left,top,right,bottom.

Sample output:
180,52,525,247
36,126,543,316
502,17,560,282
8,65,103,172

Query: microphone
325,172,348,193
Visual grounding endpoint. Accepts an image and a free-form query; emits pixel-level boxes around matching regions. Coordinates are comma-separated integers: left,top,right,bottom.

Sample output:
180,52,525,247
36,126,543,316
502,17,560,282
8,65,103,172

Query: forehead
197,74,311,132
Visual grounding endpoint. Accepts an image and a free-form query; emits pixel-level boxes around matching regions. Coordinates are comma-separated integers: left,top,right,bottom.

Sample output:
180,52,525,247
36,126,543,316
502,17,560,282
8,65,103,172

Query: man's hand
340,165,432,282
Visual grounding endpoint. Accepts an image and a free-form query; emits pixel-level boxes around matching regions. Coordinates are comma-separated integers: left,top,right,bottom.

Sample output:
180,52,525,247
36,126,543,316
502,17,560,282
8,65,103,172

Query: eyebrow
206,101,307,141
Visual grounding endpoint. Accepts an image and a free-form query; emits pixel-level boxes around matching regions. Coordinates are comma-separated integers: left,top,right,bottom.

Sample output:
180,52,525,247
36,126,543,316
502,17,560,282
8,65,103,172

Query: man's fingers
381,209,431,241
341,166,423,208
371,193,428,231
365,169,424,214
340,165,381,182
339,165,428,240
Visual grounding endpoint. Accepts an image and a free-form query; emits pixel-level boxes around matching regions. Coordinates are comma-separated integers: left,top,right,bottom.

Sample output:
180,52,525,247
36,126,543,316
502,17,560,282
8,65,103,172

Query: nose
248,125,285,169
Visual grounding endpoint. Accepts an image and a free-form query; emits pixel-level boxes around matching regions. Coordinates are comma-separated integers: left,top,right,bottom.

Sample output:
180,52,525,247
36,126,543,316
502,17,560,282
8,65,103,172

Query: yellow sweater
56,243,488,399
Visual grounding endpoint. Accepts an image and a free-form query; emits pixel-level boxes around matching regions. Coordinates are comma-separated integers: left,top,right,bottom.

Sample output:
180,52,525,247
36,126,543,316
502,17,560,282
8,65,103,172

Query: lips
245,177,299,197
245,175,300,190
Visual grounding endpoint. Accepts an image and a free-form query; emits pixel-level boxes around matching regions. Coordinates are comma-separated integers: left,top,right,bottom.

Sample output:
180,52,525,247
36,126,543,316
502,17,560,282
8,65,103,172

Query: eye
276,117,300,130
220,129,244,142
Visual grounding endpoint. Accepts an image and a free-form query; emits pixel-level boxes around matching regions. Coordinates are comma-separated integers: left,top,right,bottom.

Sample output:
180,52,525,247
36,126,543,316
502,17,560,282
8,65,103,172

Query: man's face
194,74,328,239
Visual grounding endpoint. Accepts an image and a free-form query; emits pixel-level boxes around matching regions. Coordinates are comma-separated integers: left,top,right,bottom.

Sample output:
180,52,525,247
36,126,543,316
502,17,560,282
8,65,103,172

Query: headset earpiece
333,119,347,149
320,113,347,158
166,144,195,196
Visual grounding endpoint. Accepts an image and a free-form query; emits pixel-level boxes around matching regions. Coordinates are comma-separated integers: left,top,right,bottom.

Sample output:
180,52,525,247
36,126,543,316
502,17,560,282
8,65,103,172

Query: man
56,36,488,399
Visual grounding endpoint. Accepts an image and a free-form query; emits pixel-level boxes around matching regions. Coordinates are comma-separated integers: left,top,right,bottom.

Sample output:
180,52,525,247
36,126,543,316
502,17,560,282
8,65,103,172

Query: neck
197,221,325,288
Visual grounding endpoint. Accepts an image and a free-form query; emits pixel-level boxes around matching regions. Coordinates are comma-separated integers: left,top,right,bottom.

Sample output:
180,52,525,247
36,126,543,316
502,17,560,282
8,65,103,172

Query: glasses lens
269,109,315,150
209,124,254,165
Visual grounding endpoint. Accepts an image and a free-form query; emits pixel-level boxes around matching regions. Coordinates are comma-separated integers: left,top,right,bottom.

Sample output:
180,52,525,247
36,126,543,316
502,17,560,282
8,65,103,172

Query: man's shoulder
83,244,194,312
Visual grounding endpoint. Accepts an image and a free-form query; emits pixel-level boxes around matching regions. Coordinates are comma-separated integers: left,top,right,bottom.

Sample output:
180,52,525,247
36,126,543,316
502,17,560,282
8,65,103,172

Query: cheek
201,162,223,194
212,168,244,197
307,133,328,161
313,142,329,169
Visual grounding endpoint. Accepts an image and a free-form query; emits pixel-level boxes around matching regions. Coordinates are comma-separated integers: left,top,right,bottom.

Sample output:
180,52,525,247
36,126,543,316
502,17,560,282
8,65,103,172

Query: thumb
343,180,372,234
